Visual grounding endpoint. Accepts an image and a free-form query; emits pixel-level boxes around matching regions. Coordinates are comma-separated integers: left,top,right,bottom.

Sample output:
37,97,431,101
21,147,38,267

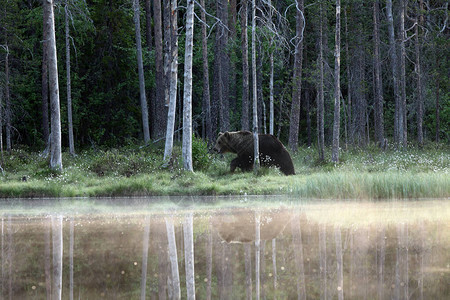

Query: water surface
0,197,448,299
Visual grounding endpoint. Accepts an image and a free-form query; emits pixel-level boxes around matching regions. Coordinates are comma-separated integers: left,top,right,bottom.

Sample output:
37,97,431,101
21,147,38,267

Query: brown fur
214,131,295,175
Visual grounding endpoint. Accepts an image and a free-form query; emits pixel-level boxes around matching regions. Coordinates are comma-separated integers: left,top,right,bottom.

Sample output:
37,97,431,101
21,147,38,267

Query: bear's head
213,132,234,154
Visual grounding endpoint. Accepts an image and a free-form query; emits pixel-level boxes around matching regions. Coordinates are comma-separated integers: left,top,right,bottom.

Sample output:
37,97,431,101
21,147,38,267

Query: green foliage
191,135,211,171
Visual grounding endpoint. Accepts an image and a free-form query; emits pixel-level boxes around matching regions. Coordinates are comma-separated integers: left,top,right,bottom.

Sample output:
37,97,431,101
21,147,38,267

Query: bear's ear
218,132,224,136
224,131,230,138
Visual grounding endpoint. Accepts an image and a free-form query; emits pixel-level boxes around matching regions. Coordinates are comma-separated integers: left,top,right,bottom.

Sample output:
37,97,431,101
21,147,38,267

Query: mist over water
0,197,448,299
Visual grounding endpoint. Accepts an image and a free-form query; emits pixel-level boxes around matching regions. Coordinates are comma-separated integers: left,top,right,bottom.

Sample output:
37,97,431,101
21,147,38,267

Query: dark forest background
0,0,448,152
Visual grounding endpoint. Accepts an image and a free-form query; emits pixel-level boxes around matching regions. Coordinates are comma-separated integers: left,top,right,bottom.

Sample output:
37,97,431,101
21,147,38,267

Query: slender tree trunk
165,217,181,299
335,226,344,300
344,8,352,145
144,0,153,135
241,0,249,131
52,215,63,300
435,65,440,143
163,0,171,108
46,0,63,171
415,2,424,147
332,0,341,163
200,0,213,144
288,0,304,152
183,213,195,299
153,0,165,138
65,2,75,155
182,0,194,172
140,216,150,300
133,0,150,143
317,2,325,161
251,0,259,172
400,0,407,147
373,0,384,147
163,0,178,164
42,5,50,149
4,45,11,153
0,90,3,166
269,51,274,135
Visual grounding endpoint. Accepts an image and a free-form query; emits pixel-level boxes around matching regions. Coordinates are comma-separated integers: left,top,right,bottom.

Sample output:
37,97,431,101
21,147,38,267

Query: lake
0,197,448,299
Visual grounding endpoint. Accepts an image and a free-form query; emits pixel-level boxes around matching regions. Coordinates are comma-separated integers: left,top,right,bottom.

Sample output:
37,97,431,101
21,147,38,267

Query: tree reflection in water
0,199,448,299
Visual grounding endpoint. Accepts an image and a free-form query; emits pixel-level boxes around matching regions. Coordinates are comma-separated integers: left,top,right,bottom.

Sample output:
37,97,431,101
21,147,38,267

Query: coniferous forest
0,0,448,173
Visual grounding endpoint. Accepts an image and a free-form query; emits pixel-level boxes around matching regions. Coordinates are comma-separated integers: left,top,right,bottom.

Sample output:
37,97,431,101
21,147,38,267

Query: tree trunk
165,217,181,299
51,215,63,300
241,0,249,131
46,0,63,171
288,1,304,152
163,0,178,164
400,0,407,147
42,5,50,150
65,2,75,155
163,0,171,108
153,0,165,138
373,0,384,148
200,0,213,144
269,51,274,135
317,2,325,161
4,46,11,153
133,0,150,143
344,7,352,145
415,2,424,147
183,213,195,299
332,0,341,163
386,0,401,146
251,0,260,172
182,0,194,172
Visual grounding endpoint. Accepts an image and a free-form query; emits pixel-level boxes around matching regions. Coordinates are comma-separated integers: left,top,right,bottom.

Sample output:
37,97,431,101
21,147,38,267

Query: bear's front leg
230,158,240,172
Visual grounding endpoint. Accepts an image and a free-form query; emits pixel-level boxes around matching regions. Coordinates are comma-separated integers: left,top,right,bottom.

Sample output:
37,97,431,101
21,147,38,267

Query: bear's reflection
211,208,292,243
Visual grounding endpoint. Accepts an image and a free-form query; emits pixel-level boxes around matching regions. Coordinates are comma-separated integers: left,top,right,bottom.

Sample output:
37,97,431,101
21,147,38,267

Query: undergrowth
0,142,448,199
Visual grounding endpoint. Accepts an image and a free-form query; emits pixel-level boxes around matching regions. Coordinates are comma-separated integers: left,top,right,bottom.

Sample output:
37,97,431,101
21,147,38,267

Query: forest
0,0,448,175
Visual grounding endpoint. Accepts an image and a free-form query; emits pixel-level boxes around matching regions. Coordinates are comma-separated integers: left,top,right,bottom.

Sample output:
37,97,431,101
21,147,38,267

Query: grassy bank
0,142,448,199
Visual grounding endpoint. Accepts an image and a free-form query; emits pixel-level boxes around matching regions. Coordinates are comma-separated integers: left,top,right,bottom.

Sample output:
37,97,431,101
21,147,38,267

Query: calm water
0,197,448,299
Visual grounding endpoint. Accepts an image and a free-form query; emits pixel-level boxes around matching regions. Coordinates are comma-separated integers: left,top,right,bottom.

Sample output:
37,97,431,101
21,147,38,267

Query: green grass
0,143,448,199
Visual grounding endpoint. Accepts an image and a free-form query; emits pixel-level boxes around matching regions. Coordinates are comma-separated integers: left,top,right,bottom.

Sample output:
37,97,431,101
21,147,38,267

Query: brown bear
213,131,295,175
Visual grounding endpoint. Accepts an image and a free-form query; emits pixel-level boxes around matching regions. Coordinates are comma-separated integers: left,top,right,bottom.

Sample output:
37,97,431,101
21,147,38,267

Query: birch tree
42,5,50,150
153,0,165,138
288,0,304,152
200,0,213,144
133,0,150,143
65,1,75,155
331,0,341,163
45,0,63,171
400,0,408,147
163,0,178,165
241,0,249,131
182,0,195,172
317,1,325,161
415,0,424,147
251,0,260,172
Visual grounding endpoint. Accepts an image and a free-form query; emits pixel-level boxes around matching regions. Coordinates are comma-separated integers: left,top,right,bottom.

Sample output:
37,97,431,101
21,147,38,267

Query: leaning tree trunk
241,0,249,131
288,0,304,152
65,1,75,155
251,0,259,172
133,0,150,143
45,0,63,171
163,0,178,165
373,0,384,148
182,0,194,172
200,0,213,144
331,0,341,163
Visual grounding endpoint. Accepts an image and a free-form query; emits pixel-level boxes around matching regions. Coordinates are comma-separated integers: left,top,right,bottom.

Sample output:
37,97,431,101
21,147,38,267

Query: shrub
191,136,211,171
